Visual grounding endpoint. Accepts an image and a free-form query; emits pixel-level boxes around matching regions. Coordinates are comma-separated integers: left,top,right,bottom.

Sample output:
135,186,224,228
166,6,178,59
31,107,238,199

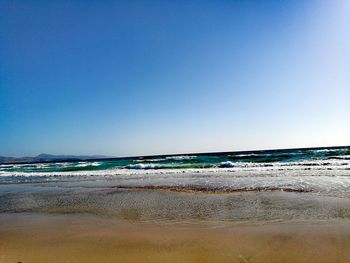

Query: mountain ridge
0,154,113,164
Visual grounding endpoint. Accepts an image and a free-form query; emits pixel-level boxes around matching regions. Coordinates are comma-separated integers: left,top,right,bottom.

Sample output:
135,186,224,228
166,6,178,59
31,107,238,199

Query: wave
311,148,348,153
1,160,349,178
134,155,197,163
219,161,236,168
127,163,164,169
231,153,259,157
165,155,197,160
1,158,349,174
75,162,101,167
327,155,350,160
1,147,349,175
135,158,166,162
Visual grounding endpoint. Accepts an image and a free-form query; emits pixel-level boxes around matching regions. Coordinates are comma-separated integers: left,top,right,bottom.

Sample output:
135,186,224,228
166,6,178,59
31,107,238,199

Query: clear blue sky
1,0,349,157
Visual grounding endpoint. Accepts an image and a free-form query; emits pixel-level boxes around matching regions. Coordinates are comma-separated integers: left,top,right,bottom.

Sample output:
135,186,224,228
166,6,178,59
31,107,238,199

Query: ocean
1,146,349,198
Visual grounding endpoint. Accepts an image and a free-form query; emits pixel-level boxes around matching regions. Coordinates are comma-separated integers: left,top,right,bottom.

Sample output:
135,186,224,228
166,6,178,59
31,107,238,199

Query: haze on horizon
1,0,349,157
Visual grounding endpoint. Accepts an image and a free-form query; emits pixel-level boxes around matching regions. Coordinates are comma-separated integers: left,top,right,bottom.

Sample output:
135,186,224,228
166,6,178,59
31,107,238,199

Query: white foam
135,158,166,162
233,153,259,157
165,155,197,160
127,163,163,169
76,162,101,167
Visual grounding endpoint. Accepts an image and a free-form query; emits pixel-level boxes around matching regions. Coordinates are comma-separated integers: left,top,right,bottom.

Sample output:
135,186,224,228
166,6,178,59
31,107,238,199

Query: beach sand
1,212,350,263
1,185,350,263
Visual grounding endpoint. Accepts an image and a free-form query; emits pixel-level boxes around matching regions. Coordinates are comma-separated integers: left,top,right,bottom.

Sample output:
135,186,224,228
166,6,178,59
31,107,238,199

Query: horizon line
2,144,349,164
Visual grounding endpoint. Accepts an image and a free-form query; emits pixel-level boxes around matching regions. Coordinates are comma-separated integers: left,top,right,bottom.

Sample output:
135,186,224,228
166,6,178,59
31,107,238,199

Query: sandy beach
2,0,349,261
1,182,350,263
1,212,350,263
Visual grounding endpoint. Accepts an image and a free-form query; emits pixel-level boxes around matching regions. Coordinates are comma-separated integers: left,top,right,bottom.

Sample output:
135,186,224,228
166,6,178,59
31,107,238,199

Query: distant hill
0,154,113,164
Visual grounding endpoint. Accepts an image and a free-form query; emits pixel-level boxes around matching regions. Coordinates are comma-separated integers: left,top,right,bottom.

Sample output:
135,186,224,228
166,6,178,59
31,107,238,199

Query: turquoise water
1,146,349,173
0,146,349,197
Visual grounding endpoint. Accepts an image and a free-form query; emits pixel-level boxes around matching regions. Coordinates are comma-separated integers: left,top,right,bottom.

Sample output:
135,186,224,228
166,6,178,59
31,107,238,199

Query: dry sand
1,212,350,263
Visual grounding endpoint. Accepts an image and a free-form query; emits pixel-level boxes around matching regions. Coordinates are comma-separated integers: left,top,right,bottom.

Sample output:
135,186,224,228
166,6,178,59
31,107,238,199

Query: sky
1,0,349,157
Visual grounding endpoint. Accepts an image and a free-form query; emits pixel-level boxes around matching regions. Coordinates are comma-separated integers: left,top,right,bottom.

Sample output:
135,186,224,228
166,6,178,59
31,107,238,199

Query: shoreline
1,181,350,262
111,184,310,194
2,186,350,223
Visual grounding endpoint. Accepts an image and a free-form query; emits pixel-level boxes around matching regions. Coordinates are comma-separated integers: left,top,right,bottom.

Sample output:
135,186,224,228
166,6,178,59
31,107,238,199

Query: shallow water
1,146,349,198
1,181,350,224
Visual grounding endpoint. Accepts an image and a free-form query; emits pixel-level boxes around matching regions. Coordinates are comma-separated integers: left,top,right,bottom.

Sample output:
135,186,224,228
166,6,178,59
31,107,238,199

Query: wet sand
1,212,350,263
1,183,350,263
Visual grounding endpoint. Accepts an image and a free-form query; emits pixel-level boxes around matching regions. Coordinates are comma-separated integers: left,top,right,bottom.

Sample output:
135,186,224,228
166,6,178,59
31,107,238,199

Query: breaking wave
127,163,164,169
1,147,349,194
